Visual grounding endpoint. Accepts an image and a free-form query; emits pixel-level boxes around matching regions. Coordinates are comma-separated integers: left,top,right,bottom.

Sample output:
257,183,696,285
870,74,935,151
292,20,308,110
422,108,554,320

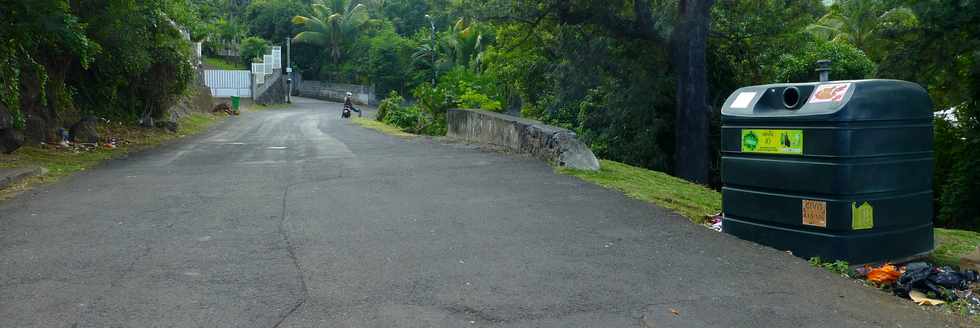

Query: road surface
0,98,965,327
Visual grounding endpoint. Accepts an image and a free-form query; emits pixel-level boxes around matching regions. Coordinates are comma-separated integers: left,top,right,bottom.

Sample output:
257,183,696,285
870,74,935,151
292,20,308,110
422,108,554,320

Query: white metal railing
250,46,282,86
204,69,252,98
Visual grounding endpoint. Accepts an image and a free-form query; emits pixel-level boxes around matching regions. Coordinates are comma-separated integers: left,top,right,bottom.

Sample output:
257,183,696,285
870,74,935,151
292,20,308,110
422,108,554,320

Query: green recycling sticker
852,202,874,230
741,129,803,155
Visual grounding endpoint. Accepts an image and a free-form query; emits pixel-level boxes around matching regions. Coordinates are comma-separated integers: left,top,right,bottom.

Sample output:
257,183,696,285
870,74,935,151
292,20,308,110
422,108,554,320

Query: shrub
383,104,421,130
935,106,980,231
459,89,503,112
773,39,876,83
376,91,404,122
413,83,452,119
433,66,506,112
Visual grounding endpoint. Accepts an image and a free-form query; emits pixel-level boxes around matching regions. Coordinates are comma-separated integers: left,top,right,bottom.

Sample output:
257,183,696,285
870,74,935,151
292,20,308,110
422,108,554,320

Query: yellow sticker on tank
740,129,803,155
852,202,874,230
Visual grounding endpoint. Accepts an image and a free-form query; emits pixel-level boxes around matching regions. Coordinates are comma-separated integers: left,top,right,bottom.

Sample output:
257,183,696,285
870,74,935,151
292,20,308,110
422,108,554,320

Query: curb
0,166,48,190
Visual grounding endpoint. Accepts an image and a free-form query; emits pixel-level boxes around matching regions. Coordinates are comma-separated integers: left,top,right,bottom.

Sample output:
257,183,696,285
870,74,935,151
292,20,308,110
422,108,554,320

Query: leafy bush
413,84,452,119
376,91,404,122
459,90,503,112
383,104,421,131
935,106,980,231
239,36,270,67
773,39,876,83
436,67,501,107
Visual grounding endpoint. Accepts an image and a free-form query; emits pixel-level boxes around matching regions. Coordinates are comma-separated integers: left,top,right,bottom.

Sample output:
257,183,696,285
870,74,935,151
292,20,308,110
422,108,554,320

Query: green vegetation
239,36,271,67
808,257,852,276
372,90,446,136
291,0,371,67
351,117,416,138
932,228,980,266
560,160,721,224
1,0,201,146
203,57,245,70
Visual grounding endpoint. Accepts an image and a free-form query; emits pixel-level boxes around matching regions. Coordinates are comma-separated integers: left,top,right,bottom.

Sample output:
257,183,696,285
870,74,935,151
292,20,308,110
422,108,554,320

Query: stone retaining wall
295,79,375,105
447,109,600,171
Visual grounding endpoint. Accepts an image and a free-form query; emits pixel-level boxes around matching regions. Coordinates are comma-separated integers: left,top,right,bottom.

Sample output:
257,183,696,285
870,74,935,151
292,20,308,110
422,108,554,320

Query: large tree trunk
671,0,714,185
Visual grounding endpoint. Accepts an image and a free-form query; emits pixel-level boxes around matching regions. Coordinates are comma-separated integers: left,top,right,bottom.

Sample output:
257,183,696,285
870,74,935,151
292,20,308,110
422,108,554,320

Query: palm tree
806,0,917,58
291,0,370,65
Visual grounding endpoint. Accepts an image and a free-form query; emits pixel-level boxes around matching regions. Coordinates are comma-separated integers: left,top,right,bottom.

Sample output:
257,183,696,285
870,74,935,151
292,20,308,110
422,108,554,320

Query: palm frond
293,31,328,46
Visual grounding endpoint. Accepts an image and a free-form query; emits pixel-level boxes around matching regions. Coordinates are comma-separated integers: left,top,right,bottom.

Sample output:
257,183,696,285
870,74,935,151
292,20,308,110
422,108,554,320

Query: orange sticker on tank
809,83,851,103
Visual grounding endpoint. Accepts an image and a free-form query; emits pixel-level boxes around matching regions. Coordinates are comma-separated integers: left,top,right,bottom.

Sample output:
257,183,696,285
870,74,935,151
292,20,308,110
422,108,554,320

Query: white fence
203,46,283,99
253,46,281,87
204,70,252,98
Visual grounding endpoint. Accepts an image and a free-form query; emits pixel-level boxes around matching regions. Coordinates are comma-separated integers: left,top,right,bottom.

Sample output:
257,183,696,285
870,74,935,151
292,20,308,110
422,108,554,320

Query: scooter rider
343,92,361,118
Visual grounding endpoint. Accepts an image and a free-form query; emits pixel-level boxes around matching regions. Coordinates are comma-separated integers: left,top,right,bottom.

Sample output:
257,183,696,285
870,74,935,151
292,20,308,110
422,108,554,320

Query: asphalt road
0,98,967,327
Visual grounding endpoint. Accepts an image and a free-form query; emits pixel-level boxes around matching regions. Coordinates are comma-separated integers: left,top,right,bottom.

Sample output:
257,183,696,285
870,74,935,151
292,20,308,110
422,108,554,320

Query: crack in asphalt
270,169,345,328
270,182,310,328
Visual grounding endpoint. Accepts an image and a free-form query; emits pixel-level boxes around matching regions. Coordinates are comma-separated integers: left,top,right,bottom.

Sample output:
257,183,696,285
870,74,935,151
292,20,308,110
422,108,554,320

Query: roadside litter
213,103,238,116
910,290,946,306
704,213,723,232
851,261,980,310
865,263,902,285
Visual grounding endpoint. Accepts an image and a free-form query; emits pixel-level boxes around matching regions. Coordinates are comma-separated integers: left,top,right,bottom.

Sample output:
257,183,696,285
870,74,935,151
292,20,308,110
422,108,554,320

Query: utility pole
285,37,292,104
426,14,436,86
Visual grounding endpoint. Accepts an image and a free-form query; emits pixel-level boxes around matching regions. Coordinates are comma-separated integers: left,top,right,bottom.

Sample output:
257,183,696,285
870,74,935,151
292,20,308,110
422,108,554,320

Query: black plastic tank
720,80,934,264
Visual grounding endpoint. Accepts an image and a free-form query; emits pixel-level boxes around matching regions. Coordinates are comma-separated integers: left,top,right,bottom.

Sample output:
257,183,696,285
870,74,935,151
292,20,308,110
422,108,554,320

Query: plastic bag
867,263,902,284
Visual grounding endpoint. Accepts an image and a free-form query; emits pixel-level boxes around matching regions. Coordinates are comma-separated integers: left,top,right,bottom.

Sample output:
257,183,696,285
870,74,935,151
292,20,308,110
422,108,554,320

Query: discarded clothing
894,262,980,301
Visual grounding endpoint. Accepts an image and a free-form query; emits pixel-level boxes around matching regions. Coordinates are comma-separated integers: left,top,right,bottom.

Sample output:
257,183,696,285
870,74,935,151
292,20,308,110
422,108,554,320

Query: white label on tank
731,92,757,109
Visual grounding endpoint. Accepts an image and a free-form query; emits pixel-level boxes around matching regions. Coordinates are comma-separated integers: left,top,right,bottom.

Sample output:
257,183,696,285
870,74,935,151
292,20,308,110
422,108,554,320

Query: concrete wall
295,78,375,105
254,70,287,105
447,109,600,171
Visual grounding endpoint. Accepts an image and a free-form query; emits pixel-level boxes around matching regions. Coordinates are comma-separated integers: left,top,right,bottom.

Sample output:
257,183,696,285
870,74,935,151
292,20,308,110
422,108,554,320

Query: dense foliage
1,0,198,142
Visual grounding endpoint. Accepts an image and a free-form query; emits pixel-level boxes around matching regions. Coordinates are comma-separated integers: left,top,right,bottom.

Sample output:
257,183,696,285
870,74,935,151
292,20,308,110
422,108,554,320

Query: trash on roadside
853,266,871,278
213,103,234,116
909,290,946,306
954,290,980,313
929,266,979,290
704,213,723,232
894,262,979,301
866,263,902,285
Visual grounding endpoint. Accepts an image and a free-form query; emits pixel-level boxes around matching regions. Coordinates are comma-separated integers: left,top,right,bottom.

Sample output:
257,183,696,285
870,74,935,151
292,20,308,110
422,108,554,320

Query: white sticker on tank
809,83,851,103
731,92,757,109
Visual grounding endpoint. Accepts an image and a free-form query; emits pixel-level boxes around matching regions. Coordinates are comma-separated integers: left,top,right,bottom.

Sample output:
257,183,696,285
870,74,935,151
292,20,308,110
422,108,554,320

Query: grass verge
932,228,980,266
351,117,415,138
0,113,224,199
560,159,721,224
560,159,980,265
